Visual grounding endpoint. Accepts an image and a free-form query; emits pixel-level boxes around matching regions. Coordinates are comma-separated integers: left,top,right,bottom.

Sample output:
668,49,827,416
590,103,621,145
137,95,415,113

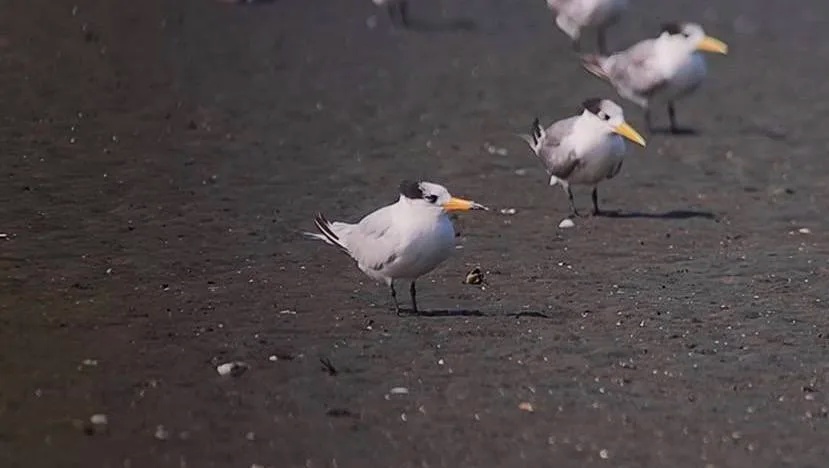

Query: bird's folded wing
608,40,667,96
346,206,401,271
538,118,581,179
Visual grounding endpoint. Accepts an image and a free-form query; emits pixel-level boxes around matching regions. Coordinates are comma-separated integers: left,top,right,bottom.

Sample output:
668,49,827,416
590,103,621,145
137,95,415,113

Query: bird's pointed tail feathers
517,117,545,155
304,213,349,253
581,54,610,81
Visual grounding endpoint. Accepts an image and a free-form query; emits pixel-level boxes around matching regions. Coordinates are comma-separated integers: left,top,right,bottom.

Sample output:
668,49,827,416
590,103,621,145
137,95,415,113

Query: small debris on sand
216,361,248,377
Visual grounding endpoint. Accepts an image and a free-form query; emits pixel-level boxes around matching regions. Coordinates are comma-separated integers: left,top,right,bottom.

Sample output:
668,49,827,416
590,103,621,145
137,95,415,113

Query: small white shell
90,414,108,425
389,387,409,395
216,361,248,377
558,218,575,229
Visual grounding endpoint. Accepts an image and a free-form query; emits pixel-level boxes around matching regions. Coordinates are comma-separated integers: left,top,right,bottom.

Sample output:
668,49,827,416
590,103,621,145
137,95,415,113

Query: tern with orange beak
519,98,646,218
582,22,728,133
305,180,487,314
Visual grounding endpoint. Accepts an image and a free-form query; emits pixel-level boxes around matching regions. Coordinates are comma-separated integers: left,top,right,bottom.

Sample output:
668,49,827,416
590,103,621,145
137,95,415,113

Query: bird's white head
580,98,647,147
399,180,488,213
659,22,728,55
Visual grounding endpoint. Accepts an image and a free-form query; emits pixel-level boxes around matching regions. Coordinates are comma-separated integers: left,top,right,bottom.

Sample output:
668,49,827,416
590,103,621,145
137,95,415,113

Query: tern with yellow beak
519,98,646,218
582,22,728,133
305,180,487,314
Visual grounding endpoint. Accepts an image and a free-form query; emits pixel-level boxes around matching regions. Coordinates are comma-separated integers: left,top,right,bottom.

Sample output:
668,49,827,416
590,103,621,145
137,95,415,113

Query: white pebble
216,361,248,376
389,387,409,395
558,218,575,229
268,355,278,362
799,228,811,234
154,425,170,440
499,208,517,215
437,359,445,366
278,309,296,315
599,449,609,459
90,414,108,425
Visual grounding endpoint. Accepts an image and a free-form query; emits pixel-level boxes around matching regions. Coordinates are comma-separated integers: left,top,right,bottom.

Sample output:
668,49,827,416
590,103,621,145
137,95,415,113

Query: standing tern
545,0,628,54
373,0,409,27
582,22,728,133
305,180,487,314
519,98,646,217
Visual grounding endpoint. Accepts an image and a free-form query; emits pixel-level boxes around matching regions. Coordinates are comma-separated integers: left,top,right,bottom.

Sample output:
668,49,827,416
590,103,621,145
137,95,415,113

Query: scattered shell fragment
599,449,609,459
216,361,249,377
518,402,534,412
90,414,108,425
389,387,409,395
81,359,98,367
268,355,278,362
558,218,575,229
154,425,170,440
499,208,517,215
278,309,297,315
464,267,484,285
798,227,811,234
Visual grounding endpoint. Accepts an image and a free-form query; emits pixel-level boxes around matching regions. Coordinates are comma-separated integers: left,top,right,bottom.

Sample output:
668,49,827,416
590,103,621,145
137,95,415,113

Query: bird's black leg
390,282,402,314
387,4,398,24
591,187,601,216
571,37,581,53
567,185,581,217
668,102,679,134
409,281,418,314
597,28,608,55
644,108,653,133
398,0,409,27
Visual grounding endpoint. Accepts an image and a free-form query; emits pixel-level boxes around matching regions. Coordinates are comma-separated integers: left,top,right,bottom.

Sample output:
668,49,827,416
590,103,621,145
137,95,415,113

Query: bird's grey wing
538,117,581,179
607,39,668,96
343,206,401,272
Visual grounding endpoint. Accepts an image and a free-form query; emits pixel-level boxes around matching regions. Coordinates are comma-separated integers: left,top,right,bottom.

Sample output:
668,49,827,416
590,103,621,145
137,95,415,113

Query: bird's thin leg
591,186,601,216
571,37,581,52
409,281,418,314
566,185,581,217
398,1,409,27
597,28,608,55
390,282,402,314
387,4,398,24
644,108,653,133
668,102,679,133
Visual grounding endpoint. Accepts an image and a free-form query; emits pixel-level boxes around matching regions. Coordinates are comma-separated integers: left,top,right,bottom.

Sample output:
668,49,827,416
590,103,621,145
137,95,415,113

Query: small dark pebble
326,408,353,417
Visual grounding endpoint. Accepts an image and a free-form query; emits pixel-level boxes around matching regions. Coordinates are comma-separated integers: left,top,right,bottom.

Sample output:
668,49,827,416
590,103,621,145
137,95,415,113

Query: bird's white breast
657,48,707,102
567,130,625,184
381,213,455,281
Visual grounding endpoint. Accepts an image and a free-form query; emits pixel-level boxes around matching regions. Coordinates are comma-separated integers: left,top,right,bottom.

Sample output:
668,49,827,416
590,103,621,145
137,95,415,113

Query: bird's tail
517,117,545,155
581,54,610,81
304,213,349,252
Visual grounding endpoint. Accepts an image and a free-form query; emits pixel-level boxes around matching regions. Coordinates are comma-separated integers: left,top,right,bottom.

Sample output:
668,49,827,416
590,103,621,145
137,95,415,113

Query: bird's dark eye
601,112,610,121
425,195,438,203
682,32,690,38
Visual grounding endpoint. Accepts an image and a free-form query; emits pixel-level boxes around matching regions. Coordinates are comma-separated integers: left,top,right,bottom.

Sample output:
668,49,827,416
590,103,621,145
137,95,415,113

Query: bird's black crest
581,98,603,115
660,22,682,35
399,180,424,199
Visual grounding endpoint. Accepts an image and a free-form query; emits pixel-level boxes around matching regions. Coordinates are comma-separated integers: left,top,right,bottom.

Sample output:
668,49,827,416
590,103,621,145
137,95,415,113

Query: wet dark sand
2,0,829,466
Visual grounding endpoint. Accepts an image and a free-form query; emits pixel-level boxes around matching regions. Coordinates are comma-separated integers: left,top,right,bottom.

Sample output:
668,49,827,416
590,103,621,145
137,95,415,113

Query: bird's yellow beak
443,197,488,212
612,122,647,147
697,36,728,54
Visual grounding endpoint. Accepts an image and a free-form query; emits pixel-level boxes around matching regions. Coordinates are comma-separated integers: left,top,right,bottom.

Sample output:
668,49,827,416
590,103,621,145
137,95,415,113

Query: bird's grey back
607,39,666,96
538,116,580,178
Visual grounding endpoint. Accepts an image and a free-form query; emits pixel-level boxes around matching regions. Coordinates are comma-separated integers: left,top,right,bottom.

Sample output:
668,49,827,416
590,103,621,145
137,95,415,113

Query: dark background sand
2,0,829,466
